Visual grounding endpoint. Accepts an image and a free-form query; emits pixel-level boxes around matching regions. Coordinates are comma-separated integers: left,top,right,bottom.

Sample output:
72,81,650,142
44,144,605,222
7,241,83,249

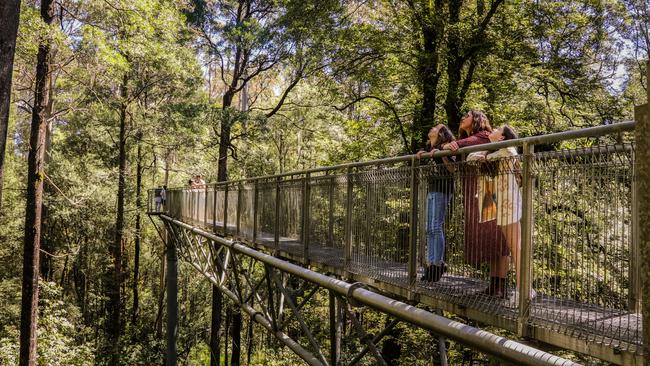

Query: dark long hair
430,124,456,150
459,110,492,138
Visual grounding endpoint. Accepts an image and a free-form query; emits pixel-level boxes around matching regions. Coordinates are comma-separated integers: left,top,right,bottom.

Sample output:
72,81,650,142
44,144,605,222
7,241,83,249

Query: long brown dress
456,131,509,267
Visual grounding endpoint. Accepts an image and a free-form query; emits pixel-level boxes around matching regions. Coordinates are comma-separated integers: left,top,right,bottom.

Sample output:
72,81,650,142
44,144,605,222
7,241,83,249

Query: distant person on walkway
194,175,206,188
188,179,194,188
154,186,163,211
442,110,509,298
161,185,167,210
416,124,456,282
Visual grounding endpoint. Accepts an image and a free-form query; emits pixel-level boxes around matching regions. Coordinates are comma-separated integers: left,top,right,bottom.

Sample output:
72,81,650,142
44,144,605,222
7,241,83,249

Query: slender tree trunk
19,0,53,364
155,152,170,337
231,310,241,366
210,89,234,366
0,0,21,211
246,317,253,364
444,0,463,133
209,282,222,366
132,138,142,325
40,73,54,282
225,306,231,366
107,72,128,364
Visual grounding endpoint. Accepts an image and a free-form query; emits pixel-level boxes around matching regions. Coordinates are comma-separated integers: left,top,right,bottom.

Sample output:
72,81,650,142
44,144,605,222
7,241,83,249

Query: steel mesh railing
148,123,640,355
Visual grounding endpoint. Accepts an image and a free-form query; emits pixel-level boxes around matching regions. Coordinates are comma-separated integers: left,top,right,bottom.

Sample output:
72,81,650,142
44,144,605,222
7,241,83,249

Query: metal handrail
166,121,634,188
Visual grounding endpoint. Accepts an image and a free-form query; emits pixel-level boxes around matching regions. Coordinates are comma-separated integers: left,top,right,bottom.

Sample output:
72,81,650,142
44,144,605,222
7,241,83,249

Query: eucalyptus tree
64,0,203,362
187,1,345,363
20,0,54,365
0,0,21,210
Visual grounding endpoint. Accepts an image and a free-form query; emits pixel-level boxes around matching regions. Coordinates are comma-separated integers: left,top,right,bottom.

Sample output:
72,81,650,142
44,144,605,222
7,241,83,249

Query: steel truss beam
160,215,580,366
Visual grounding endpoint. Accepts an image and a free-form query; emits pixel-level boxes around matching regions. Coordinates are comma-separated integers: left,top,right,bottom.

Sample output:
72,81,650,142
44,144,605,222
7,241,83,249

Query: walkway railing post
518,143,535,337
630,141,640,313
328,174,335,247
236,182,242,236
408,157,420,291
274,177,281,250
165,228,178,366
637,59,650,363
212,184,218,233
204,184,208,228
302,173,311,261
345,167,354,272
223,183,229,236
253,179,259,243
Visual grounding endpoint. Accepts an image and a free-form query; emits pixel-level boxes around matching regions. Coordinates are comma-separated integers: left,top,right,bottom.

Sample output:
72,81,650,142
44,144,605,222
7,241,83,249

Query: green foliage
3,0,646,365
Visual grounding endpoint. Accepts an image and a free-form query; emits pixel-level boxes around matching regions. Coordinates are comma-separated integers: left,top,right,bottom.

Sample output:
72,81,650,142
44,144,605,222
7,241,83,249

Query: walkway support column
166,233,178,366
636,60,650,364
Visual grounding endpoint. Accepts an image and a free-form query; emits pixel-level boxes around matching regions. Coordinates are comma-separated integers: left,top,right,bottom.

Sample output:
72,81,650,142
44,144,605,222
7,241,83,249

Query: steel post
637,60,650,364
518,143,535,337
408,157,419,290
328,175,335,247
344,167,354,272
274,177,281,249
236,183,242,236
223,183,229,236
302,173,311,260
165,235,178,366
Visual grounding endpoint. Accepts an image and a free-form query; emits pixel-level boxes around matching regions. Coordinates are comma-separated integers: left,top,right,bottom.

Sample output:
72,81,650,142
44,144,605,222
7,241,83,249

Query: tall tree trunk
246,317,253,364
0,0,21,211
210,88,234,366
209,281,222,366
40,73,54,282
230,310,241,366
19,0,53,364
107,72,128,364
415,0,443,151
132,138,142,325
444,0,463,133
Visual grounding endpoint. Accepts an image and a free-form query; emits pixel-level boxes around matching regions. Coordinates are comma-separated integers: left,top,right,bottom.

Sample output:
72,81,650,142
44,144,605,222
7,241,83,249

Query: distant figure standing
194,175,206,188
188,179,195,188
154,186,163,211
161,185,167,210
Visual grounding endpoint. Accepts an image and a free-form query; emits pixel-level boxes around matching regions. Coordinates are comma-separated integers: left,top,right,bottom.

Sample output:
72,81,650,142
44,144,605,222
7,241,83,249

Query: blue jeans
426,191,451,265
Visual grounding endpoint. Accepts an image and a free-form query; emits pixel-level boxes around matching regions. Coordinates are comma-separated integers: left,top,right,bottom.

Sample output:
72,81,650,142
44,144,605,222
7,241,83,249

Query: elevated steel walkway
150,120,643,365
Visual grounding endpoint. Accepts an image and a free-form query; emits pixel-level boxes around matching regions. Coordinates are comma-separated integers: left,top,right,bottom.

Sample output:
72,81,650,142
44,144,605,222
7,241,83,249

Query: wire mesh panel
348,165,412,287
210,184,225,231
416,153,522,321
256,179,277,249
530,144,639,350
307,172,347,268
226,183,238,235
277,177,304,257
239,183,255,240
205,184,216,229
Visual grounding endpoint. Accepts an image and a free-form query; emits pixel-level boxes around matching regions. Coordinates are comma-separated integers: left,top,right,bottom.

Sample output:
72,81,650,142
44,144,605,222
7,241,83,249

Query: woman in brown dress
442,110,510,298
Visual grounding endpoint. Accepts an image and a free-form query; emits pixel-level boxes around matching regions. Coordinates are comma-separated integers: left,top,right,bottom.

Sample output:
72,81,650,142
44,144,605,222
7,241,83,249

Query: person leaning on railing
442,110,510,299
416,124,457,282
467,125,536,303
